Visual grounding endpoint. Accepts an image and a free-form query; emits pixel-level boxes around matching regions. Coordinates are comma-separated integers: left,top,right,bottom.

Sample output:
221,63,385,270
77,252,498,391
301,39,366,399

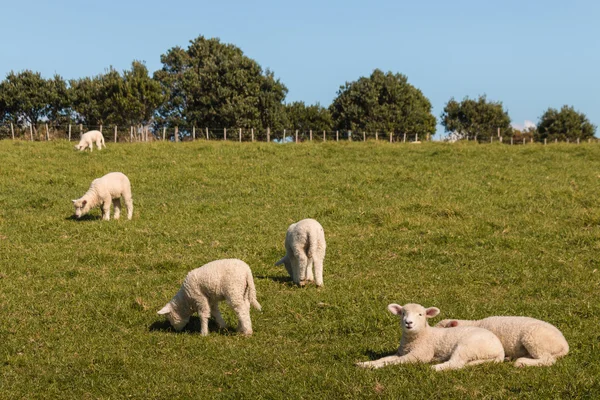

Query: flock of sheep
72,130,569,372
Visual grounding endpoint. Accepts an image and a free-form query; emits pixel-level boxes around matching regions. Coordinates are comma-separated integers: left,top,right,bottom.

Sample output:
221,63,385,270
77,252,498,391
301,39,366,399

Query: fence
0,123,596,145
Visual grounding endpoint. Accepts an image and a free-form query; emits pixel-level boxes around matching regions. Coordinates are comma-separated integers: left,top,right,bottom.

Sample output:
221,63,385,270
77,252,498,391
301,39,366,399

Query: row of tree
0,35,596,140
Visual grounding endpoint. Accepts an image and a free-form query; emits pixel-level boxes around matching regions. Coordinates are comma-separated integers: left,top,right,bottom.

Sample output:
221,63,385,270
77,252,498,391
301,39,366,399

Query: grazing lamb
158,259,262,336
275,218,326,287
436,316,569,367
356,303,505,371
72,172,133,221
75,130,105,151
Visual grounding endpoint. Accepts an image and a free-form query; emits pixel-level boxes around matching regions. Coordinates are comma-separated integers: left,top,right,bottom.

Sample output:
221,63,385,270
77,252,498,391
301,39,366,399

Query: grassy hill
0,140,599,399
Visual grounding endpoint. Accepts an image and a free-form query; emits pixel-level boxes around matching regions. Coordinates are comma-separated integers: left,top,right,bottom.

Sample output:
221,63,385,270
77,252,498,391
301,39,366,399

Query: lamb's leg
233,302,253,335
514,355,555,367
101,199,111,221
210,301,226,330
290,257,301,285
433,346,501,371
123,193,133,220
313,257,324,287
194,297,211,336
294,250,309,285
306,259,315,282
88,142,93,152
356,353,420,369
112,198,121,219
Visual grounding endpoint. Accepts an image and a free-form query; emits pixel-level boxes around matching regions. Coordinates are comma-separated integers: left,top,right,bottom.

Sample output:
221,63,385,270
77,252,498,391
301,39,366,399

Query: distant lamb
436,316,569,367
75,130,105,151
356,303,505,371
275,218,326,287
72,172,133,221
158,259,262,336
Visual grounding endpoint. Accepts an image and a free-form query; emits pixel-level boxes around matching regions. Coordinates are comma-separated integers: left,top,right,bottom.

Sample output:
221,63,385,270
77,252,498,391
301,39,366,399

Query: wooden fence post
30,124,33,141
348,131,352,141
251,128,254,142
310,129,313,141
162,127,165,141
336,130,339,142
544,138,547,145
567,138,570,144
511,137,513,145
224,128,227,141
363,131,366,142
68,124,71,141
10,122,14,140
555,138,557,144
323,130,326,142
114,125,118,143
490,136,493,143
403,133,406,143
205,127,209,140
283,129,286,142
267,127,270,142
389,132,392,143
523,138,526,145
376,131,378,141
175,126,179,142
193,126,196,141
100,124,103,133
577,138,580,144
45,123,49,141
239,128,242,142
415,133,418,142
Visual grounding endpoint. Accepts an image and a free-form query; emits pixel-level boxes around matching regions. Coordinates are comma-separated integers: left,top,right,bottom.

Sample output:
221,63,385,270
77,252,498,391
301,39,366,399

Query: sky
1,0,598,138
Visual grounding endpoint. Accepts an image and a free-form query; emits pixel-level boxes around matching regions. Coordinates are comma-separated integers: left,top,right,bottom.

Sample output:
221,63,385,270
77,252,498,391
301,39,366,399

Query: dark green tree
285,101,332,132
441,95,511,139
0,70,54,127
536,105,596,141
154,36,288,130
329,69,436,137
121,61,164,126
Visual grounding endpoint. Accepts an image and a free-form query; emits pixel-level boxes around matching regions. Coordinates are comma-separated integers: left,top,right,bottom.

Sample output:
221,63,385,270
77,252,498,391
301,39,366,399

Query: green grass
1,140,599,399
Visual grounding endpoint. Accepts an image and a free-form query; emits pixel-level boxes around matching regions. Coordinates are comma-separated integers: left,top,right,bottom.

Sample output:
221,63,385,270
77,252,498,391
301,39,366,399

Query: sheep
74,130,105,151
356,303,505,371
275,218,326,287
435,316,569,367
72,172,133,221
157,259,262,336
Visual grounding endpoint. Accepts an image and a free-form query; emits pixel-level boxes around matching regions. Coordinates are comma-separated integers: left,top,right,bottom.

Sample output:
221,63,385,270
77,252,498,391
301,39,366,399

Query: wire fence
0,122,596,145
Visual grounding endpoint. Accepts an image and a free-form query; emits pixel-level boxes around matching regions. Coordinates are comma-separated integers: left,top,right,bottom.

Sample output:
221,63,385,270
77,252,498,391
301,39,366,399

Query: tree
154,36,288,131
441,95,511,139
537,105,596,141
70,61,163,127
0,70,58,127
329,69,436,137
285,101,332,132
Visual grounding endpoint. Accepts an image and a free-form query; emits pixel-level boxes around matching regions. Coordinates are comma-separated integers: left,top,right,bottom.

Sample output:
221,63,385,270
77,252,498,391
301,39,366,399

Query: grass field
0,140,599,399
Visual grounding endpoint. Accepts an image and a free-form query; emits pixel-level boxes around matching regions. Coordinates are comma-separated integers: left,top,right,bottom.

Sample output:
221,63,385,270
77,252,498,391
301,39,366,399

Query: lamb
356,303,505,371
275,218,326,287
157,259,262,336
72,172,133,221
74,130,105,151
436,316,569,367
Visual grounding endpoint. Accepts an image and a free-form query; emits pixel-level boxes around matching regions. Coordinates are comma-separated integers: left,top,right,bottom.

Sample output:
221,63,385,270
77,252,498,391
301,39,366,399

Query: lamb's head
74,144,83,151
387,303,440,334
157,301,190,331
435,319,460,328
72,198,90,218
275,255,293,278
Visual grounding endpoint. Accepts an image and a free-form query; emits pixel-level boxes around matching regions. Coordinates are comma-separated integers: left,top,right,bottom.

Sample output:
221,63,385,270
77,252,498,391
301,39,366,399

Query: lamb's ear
82,200,87,206
447,320,459,327
157,303,172,315
72,199,77,204
425,307,440,318
387,303,403,316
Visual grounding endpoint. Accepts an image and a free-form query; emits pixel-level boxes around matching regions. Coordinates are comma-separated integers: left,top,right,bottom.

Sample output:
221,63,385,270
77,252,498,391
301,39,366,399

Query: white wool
275,218,326,286
356,303,505,371
157,259,262,336
436,316,569,367
74,130,105,152
72,172,133,221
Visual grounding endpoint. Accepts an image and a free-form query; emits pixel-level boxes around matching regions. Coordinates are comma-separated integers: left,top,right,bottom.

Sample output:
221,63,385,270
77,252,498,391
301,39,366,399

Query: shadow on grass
148,316,236,336
363,349,398,360
255,274,293,284
65,214,101,222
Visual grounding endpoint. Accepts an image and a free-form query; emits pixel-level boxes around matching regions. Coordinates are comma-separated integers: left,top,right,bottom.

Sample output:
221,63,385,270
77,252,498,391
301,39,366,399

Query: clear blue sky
1,0,598,137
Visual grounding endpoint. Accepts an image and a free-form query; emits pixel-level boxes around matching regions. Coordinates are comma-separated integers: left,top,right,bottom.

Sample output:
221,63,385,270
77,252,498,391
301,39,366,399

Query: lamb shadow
65,214,101,222
149,316,235,336
363,349,398,360
255,274,293,284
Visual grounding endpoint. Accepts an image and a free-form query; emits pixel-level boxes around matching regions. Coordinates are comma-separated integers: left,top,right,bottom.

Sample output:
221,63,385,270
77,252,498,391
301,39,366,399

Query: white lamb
72,172,133,221
275,218,326,287
356,303,505,371
436,316,569,367
75,130,105,151
158,259,262,336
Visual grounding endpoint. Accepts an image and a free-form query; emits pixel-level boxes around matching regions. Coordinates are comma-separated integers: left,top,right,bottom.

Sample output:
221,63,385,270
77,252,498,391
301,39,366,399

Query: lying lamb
275,218,326,286
72,172,133,220
356,303,505,371
158,259,262,336
436,316,569,367
75,130,105,151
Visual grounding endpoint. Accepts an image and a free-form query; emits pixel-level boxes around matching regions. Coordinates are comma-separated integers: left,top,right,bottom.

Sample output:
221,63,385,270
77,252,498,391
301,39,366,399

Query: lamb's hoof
356,362,372,369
